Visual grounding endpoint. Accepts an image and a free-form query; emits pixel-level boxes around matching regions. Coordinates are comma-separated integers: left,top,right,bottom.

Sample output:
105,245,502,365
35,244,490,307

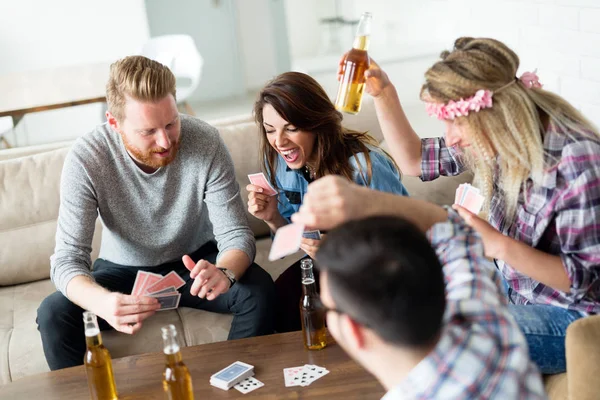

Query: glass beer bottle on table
83,311,118,400
300,259,327,350
335,12,372,114
162,324,194,400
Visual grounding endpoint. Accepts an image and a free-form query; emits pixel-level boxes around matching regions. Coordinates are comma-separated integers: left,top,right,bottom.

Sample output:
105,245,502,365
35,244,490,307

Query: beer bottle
83,311,118,400
299,259,327,350
334,12,373,115
162,324,194,400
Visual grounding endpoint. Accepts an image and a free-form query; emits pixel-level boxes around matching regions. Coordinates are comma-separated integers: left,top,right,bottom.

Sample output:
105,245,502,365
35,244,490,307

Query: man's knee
37,291,79,333
235,263,276,309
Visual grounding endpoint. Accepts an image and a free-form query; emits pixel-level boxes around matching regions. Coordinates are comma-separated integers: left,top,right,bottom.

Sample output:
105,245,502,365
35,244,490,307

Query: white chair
140,35,203,115
0,117,13,149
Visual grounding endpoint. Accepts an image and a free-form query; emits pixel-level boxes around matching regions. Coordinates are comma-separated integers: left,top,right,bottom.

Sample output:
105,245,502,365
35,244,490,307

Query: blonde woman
330,37,600,374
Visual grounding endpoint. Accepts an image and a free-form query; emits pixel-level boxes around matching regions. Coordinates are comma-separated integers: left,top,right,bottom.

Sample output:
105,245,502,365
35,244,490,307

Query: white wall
284,0,600,131
447,0,600,128
237,0,279,91
0,0,150,146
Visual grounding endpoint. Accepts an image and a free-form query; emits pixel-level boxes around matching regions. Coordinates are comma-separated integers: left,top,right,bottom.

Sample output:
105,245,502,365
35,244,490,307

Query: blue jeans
505,293,585,375
499,274,586,374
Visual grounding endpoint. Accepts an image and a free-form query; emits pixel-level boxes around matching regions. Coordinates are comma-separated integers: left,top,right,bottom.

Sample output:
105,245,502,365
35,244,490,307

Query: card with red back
145,271,186,294
131,271,150,296
269,222,305,261
139,272,163,295
461,188,485,214
248,173,278,196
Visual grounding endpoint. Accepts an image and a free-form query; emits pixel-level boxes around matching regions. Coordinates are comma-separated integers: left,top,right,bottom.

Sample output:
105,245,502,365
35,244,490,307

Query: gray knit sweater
50,114,255,295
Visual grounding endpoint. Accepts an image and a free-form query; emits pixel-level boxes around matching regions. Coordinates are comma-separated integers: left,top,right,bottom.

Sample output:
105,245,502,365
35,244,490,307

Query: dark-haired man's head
316,216,446,389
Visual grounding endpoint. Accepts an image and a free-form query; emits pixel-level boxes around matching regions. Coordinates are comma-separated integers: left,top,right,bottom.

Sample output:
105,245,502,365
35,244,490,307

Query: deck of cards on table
284,364,330,387
455,183,485,214
210,361,265,394
131,270,185,310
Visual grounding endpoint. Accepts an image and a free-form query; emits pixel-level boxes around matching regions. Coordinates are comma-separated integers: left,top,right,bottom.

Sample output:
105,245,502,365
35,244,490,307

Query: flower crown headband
425,70,543,120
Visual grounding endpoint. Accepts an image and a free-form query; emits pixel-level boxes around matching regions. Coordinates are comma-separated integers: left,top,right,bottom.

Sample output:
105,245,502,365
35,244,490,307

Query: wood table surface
0,331,385,399
0,63,110,119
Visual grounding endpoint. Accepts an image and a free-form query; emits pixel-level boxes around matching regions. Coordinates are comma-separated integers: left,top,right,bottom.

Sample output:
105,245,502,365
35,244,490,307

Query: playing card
283,366,304,387
454,183,466,205
146,271,186,294
461,188,485,214
154,293,181,311
234,377,264,394
248,172,278,196
299,364,329,386
140,273,163,295
131,271,150,296
302,230,321,240
268,223,305,261
148,286,178,296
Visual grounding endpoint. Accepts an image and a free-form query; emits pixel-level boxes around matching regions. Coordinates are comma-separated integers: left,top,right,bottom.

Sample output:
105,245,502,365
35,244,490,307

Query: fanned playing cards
130,270,185,311
455,183,485,214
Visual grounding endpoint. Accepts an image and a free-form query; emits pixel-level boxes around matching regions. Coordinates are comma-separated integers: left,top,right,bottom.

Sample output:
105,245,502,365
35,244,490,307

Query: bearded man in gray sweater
37,56,275,370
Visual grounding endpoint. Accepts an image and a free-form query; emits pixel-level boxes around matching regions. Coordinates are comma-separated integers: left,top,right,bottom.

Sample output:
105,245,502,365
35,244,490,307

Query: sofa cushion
214,118,271,238
544,373,567,400
566,315,600,400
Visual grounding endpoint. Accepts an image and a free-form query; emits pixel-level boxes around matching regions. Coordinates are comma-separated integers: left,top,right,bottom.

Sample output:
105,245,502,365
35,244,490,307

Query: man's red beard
120,133,180,170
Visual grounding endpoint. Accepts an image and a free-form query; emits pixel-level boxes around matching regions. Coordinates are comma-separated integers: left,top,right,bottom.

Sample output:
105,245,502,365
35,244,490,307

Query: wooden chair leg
183,101,196,116
0,136,11,149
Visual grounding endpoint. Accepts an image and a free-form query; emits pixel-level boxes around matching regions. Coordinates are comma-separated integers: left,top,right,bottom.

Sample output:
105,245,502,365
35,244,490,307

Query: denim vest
272,148,409,222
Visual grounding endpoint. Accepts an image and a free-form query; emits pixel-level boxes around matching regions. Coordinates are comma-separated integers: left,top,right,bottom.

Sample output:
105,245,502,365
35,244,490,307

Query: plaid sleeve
555,139,600,300
427,208,507,307
420,137,468,181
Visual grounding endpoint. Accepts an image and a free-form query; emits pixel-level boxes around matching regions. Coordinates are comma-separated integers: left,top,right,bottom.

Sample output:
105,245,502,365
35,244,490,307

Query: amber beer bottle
83,311,118,400
300,259,327,350
335,12,373,114
162,324,194,400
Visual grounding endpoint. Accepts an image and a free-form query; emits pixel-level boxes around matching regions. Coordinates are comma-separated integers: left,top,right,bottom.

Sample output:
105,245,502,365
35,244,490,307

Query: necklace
305,165,317,180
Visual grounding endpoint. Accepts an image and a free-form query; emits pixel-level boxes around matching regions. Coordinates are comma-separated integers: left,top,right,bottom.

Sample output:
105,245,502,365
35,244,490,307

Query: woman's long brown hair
254,72,395,188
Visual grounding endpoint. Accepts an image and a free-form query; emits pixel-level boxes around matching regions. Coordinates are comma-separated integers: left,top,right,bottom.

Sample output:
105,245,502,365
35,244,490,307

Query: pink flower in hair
519,70,543,89
425,89,494,120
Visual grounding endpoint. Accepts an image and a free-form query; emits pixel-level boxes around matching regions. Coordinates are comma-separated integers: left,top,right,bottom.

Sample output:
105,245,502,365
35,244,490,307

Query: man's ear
340,314,367,351
106,111,119,131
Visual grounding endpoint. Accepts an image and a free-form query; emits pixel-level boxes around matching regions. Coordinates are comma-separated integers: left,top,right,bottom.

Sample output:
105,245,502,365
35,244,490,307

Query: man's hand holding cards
131,270,185,311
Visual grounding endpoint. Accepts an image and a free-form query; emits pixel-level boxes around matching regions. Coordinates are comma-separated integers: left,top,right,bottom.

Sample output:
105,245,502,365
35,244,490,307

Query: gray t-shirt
50,114,255,295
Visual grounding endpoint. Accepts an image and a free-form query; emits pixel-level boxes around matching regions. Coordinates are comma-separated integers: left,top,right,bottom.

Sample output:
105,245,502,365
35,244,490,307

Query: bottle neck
302,278,319,297
353,13,372,51
162,327,182,364
165,350,183,365
83,311,102,348
352,35,370,51
85,331,103,348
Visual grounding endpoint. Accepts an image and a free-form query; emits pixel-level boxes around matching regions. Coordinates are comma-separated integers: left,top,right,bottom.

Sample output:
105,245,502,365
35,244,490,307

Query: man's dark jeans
37,242,275,370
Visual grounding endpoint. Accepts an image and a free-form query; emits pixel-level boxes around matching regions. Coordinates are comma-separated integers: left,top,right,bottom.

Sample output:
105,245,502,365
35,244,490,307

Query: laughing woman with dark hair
247,71,408,333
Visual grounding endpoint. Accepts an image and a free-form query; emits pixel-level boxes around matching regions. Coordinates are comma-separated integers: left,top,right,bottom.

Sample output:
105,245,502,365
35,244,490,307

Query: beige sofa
0,97,596,399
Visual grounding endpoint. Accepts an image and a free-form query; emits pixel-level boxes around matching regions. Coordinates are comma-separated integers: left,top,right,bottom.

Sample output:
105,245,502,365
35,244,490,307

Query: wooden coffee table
0,331,385,399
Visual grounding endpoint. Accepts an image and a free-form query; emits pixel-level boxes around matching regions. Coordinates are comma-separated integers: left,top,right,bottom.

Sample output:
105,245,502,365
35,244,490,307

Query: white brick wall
447,0,600,128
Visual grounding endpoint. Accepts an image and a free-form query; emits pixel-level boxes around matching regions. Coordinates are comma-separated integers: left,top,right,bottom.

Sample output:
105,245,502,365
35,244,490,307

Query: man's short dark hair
316,216,446,348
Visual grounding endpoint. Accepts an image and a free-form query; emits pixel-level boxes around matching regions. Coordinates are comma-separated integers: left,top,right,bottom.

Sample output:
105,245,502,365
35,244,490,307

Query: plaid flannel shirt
420,125,600,314
383,211,546,399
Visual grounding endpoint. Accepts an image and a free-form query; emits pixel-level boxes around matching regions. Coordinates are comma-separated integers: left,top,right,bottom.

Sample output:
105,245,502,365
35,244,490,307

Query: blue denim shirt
273,148,409,222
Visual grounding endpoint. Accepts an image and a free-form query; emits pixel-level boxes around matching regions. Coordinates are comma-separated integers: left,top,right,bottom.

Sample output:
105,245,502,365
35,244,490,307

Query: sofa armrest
566,314,600,400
